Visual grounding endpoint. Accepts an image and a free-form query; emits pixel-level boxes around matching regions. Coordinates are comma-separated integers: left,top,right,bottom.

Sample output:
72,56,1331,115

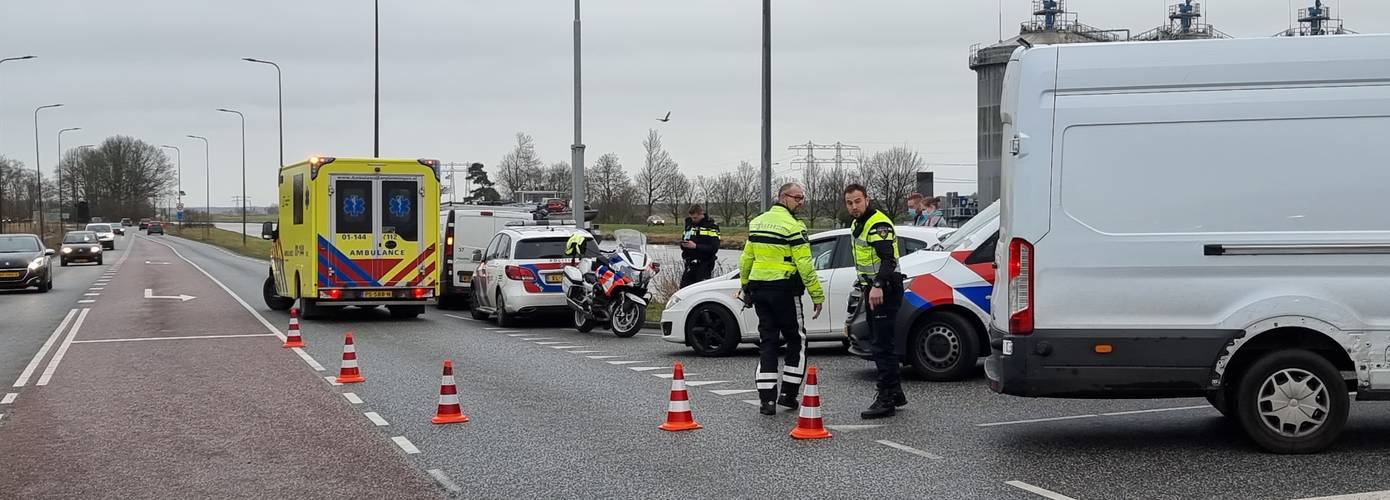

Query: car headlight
91,246,102,252
61,247,72,254
28,257,44,270
666,293,682,308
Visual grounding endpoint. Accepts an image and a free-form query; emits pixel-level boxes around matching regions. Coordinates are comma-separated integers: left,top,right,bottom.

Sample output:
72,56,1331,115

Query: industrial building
1275,0,1356,37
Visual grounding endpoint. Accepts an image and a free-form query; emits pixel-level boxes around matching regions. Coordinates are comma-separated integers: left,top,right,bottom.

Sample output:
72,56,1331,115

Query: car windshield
64,232,97,244
0,235,41,253
938,201,999,251
513,237,571,259
87,224,112,232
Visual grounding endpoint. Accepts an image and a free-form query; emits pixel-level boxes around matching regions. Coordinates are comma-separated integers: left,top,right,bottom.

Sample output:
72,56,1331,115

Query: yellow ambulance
261,156,441,319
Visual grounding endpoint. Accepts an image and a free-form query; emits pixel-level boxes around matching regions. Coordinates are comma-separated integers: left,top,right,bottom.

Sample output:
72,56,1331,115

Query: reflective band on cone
790,365,831,440
283,307,305,348
659,362,702,432
335,332,365,384
432,360,470,424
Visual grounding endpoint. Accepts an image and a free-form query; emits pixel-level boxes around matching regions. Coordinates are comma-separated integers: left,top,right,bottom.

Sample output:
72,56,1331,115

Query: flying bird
657,111,671,123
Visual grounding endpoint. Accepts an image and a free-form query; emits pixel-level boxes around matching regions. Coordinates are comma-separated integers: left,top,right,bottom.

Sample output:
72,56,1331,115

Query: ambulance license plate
363,291,393,299
545,274,562,284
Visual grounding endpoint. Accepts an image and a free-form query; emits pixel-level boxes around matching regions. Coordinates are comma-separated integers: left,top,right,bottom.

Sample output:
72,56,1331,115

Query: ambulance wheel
495,291,515,328
907,311,978,382
389,305,424,319
299,299,324,319
263,276,294,311
470,287,490,320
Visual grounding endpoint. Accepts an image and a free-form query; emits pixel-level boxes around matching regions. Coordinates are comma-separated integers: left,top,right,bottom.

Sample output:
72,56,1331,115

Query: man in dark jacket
680,204,720,288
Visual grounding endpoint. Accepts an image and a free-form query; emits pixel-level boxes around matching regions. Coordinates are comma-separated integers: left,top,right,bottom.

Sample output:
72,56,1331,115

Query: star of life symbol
343,194,366,218
389,195,411,218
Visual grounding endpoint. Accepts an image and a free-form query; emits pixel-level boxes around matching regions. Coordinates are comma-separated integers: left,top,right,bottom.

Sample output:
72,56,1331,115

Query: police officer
739,183,824,416
844,183,906,419
680,204,720,288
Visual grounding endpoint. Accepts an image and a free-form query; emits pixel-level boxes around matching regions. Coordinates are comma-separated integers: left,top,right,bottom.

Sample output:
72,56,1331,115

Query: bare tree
633,129,680,217
496,132,545,198
539,161,571,195
665,173,692,222
735,161,759,224
709,171,743,226
818,162,859,227
800,161,825,227
587,153,634,223
858,146,921,219
54,136,174,221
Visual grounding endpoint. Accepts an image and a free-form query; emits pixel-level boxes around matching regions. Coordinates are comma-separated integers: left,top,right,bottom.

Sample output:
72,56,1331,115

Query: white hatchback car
660,225,950,356
469,224,593,327
84,223,117,250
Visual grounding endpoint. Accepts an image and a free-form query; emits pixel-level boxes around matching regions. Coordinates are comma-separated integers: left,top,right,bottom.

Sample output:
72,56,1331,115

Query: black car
138,218,151,230
147,222,165,235
60,231,104,266
0,234,54,292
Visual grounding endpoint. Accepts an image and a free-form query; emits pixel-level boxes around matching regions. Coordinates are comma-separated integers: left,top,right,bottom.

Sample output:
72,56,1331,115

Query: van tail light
319,289,343,300
1008,238,1034,335
505,265,534,281
413,287,433,299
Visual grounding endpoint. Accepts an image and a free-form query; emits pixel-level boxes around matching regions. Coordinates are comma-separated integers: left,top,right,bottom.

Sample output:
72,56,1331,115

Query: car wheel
388,305,425,319
1207,388,1233,419
687,303,738,357
470,286,490,320
1234,349,1348,454
37,273,52,293
495,291,514,327
97,256,104,265
263,276,294,311
907,311,979,381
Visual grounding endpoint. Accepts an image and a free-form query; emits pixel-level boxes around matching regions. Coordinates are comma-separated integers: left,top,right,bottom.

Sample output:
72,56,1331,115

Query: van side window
966,231,1000,265
292,174,304,225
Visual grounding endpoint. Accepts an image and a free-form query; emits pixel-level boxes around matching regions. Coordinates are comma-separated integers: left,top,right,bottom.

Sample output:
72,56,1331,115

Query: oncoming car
660,225,949,356
0,234,54,292
85,223,117,249
60,231,104,266
469,222,591,327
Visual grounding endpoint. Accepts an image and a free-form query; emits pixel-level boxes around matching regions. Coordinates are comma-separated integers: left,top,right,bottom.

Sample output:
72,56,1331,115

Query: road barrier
658,362,702,432
790,366,831,440
335,332,365,384
283,307,305,348
431,360,470,424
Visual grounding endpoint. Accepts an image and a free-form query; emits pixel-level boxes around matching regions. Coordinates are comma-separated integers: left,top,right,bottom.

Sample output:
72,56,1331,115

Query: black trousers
868,298,902,392
749,285,807,403
680,258,716,288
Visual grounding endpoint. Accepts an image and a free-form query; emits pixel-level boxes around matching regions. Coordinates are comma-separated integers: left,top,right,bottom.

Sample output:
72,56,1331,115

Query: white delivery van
437,207,538,309
987,34,1390,454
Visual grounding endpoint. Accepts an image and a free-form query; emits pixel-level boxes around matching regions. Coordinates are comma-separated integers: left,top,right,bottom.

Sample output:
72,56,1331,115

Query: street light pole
187,134,210,238
160,145,182,227
216,108,246,245
374,0,380,157
0,55,36,233
242,58,283,168
57,127,81,227
571,0,586,226
761,0,772,212
33,103,62,241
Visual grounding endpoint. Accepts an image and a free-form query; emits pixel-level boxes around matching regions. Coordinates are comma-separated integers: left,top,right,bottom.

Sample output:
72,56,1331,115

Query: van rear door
326,174,429,288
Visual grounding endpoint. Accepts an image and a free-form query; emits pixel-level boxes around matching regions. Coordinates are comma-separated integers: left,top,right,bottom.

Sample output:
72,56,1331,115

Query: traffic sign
176,202,185,211
176,211,185,222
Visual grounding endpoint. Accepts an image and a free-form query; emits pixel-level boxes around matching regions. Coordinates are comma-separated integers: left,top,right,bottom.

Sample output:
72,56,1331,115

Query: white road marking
364,412,389,426
0,414,4,422
36,308,91,386
392,436,421,454
1299,491,1390,500
441,314,475,321
77,300,95,304
292,348,326,371
88,288,103,291
976,414,1100,428
343,392,363,404
496,330,522,334
684,380,730,387
709,389,758,396
1,393,16,404
569,350,604,354
875,439,943,460
654,373,697,379
976,405,1209,427
635,333,662,337
826,424,886,431
533,341,567,345
548,345,587,349
70,333,277,344
325,376,342,386
1005,481,1078,500
740,399,762,406
587,355,623,359
427,469,463,494
1100,405,1209,417
522,337,554,341
83,293,100,296
506,334,530,337
607,360,644,365
628,367,664,372
484,328,502,331
143,288,196,301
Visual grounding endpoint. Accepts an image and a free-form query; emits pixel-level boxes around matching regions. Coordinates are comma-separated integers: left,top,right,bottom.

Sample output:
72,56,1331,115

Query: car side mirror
260,221,278,241
471,249,484,262
44,249,56,256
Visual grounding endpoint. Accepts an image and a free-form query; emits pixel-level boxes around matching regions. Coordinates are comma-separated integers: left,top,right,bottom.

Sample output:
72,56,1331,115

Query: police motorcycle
562,229,659,337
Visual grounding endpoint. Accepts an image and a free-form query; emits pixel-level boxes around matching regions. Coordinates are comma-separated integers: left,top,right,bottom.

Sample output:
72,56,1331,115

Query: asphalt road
6,230,1390,498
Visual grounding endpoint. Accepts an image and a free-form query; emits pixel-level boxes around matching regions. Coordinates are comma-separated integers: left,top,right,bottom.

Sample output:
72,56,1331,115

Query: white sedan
659,225,951,356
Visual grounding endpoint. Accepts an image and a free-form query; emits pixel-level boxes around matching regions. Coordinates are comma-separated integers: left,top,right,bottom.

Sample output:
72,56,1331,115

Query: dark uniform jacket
681,217,721,263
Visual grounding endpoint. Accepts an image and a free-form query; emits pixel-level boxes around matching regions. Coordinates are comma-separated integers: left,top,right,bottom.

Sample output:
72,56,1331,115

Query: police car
846,202,999,381
660,225,950,357
469,222,593,327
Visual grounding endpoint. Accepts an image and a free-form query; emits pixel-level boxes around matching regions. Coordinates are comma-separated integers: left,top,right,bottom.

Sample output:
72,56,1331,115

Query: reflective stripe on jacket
738,204,824,304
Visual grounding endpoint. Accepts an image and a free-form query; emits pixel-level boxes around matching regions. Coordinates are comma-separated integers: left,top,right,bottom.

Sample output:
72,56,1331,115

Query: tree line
463,130,926,228
0,135,176,225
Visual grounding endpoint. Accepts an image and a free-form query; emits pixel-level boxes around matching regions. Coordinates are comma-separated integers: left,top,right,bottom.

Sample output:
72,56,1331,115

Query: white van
987,34,1390,454
437,207,538,308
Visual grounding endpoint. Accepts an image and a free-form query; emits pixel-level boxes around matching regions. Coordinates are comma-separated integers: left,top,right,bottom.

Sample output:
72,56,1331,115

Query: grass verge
171,226,272,260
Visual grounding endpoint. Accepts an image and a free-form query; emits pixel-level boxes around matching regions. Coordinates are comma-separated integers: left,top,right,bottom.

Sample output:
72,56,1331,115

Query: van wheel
1234,349,1348,454
437,283,459,310
687,304,738,357
263,276,294,311
907,311,978,381
470,287,490,320
495,291,515,328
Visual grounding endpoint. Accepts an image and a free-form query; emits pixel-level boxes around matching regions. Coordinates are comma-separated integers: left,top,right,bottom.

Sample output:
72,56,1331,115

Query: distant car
138,218,151,230
121,218,133,227
660,225,950,356
647,215,666,226
469,224,592,327
90,217,104,223
146,222,165,235
111,224,124,236
85,223,117,249
0,234,54,292
543,198,567,213
59,231,103,266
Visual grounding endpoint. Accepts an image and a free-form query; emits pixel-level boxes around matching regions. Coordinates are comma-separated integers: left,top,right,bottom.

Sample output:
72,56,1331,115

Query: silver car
84,223,117,250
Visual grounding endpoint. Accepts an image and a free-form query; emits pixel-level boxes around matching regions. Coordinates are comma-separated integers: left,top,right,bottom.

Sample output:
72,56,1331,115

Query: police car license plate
363,290,393,299
545,274,562,284
0,271,20,279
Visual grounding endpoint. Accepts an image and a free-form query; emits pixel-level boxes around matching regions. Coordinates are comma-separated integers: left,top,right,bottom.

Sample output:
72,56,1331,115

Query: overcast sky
2,0,1388,208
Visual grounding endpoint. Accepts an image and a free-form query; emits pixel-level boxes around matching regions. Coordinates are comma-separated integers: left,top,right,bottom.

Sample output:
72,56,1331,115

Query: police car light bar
504,219,578,227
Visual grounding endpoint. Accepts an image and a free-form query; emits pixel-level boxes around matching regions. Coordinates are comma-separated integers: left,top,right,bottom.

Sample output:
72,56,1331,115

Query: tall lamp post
241,58,283,168
570,0,585,226
56,126,81,227
160,145,182,228
33,103,62,241
187,134,210,238
374,0,380,157
760,0,772,212
215,108,246,245
0,55,36,233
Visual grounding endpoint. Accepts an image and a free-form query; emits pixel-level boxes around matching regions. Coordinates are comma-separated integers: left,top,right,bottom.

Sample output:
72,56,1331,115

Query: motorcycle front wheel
610,297,645,338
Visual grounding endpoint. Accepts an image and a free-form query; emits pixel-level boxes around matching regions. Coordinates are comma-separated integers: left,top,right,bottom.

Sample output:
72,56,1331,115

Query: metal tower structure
1136,1,1231,41
1276,0,1356,37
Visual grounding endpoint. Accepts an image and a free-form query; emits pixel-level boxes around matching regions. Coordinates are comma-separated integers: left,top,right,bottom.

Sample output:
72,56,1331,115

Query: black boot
776,393,799,410
860,391,898,419
759,401,776,416
891,389,907,408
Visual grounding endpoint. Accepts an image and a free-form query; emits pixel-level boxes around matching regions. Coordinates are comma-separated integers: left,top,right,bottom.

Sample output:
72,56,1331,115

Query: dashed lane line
1,393,16,404
325,376,342,386
36,308,91,386
343,393,364,404
1005,481,1078,500
607,360,645,365
635,333,662,337
684,380,730,387
569,350,605,354
70,333,277,344
654,373,697,379
505,334,529,337
77,300,95,304
364,412,390,426
83,293,100,296
14,308,79,387
876,439,943,460
629,367,664,372
428,469,463,494
392,436,421,454
587,355,623,359
292,348,326,371
521,338,554,341
533,341,568,345
709,389,758,396
547,345,587,349
975,414,1099,428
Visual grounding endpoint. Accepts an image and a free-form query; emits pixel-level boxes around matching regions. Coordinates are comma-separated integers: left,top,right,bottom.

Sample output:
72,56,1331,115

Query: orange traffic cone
335,332,365,384
283,307,305,348
432,360,470,424
658,362,702,432
790,366,831,440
